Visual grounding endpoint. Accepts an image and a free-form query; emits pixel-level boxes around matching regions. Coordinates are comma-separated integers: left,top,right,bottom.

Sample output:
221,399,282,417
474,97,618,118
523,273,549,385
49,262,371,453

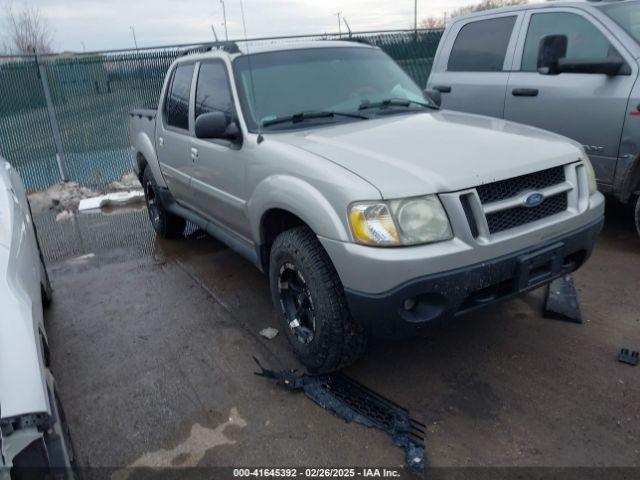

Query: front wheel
269,227,367,373
142,168,185,239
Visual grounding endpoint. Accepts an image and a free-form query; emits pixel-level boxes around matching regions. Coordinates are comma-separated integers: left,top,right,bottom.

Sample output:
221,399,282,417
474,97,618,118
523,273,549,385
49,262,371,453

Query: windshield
600,1,640,44
233,46,429,131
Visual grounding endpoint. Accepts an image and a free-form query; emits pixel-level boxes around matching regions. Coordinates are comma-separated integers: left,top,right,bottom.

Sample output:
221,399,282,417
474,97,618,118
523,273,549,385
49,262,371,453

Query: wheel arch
250,176,351,272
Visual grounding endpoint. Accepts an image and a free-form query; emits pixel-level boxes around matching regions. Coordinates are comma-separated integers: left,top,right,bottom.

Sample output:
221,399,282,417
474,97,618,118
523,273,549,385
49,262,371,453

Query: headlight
349,195,453,247
349,203,400,246
582,156,598,195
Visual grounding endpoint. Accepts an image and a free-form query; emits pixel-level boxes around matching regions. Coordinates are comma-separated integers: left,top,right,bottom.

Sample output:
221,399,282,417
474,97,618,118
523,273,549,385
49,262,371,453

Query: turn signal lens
582,157,598,195
349,203,400,246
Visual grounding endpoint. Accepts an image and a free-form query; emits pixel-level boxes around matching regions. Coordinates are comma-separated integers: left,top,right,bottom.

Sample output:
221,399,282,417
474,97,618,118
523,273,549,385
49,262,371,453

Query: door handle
512,88,539,97
433,85,452,93
190,147,199,160
158,137,164,147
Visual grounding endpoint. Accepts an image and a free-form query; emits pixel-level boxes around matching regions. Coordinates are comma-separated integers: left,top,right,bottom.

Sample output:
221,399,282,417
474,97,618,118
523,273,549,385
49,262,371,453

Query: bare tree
2,1,54,54
420,0,529,29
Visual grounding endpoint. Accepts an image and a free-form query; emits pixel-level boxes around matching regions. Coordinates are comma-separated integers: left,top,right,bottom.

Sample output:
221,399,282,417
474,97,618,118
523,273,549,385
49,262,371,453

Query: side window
521,12,620,72
164,64,195,130
448,16,517,72
195,62,233,120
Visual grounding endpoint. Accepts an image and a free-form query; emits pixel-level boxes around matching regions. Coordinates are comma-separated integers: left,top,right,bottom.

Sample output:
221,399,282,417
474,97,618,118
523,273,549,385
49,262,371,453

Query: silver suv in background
427,0,640,234
129,41,604,372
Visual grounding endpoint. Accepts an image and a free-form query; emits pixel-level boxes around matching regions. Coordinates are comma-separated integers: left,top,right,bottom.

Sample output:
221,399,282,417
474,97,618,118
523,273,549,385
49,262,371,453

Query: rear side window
521,12,621,72
448,16,517,72
195,62,233,120
164,64,195,130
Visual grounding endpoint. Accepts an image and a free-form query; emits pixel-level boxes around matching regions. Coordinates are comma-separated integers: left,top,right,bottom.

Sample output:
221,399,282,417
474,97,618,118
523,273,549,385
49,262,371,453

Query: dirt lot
38,202,639,475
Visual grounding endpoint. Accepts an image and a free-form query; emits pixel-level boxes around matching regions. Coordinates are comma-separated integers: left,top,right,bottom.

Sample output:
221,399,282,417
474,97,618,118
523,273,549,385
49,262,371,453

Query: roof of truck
451,0,636,21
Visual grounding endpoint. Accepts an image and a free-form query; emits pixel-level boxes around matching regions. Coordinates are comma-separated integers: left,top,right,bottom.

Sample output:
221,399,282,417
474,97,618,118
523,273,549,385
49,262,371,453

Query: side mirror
537,34,568,75
557,57,626,76
423,89,442,108
195,112,240,141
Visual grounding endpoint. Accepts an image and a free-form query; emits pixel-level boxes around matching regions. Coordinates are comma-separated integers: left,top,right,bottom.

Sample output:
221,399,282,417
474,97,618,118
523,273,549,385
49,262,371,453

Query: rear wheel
142,168,185,239
269,227,367,373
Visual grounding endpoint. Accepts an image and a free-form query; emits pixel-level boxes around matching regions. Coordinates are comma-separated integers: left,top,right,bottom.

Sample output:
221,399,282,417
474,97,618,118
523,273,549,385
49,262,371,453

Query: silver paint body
427,0,640,200
129,41,604,296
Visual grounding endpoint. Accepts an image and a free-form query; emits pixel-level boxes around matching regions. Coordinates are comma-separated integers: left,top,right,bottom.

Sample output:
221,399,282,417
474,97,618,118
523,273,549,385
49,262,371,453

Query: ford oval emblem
524,192,545,208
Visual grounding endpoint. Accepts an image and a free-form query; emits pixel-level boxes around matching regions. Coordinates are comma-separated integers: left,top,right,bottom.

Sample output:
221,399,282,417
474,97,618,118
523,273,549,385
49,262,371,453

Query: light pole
414,0,417,33
129,26,139,50
220,0,229,41
211,24,219,42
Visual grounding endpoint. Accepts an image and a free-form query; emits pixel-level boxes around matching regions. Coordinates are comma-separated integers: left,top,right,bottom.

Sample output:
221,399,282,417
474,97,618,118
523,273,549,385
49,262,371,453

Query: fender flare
247,175,350,245
134,132,167,188
619,153,640,202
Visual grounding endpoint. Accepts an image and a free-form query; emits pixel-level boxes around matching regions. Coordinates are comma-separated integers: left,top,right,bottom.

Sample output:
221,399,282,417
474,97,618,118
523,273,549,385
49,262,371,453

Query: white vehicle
0,158,77,479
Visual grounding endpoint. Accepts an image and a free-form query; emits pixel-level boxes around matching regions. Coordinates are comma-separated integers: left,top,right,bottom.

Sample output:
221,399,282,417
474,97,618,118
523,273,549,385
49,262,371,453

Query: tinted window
234,47,426,131
521,12,620,72
195,62,233,120
448,16,516,72
164,64,194,129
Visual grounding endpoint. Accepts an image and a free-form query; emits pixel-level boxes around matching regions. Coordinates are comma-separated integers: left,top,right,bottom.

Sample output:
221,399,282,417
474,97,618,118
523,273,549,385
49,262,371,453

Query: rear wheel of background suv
268,226,367,373
635,195,640,237
142,168,185,239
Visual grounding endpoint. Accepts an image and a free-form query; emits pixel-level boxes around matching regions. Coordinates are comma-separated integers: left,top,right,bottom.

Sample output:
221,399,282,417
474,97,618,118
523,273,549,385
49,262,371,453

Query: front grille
486,194,568,234
477,166,565,204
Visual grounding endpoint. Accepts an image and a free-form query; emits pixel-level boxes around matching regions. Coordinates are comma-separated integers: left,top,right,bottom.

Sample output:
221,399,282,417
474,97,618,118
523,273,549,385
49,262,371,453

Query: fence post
35,52,68,182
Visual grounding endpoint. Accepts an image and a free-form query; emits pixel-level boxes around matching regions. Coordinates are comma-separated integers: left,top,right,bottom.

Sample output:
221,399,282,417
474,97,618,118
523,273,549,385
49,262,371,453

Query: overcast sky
3,0,492,52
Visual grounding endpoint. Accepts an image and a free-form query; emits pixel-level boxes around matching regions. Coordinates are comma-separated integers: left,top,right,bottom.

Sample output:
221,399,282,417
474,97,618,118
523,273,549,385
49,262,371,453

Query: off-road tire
635,195,640,238
142,167,185,239
269,226,367,373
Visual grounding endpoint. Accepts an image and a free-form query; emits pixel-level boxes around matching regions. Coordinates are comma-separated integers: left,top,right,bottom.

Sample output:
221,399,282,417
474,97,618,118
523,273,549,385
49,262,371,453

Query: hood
278,110,583,199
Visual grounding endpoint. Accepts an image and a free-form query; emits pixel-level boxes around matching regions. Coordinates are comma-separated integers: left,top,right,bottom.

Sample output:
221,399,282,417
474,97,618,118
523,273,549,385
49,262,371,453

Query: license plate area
516,242,564,290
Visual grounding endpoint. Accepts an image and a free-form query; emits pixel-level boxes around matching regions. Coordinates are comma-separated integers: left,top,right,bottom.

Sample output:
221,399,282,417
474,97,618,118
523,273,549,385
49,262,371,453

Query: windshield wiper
262,110,368,127
358,98,438,111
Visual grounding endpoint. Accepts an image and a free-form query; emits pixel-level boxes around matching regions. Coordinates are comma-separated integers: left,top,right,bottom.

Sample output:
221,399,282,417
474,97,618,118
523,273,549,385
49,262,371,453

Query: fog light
403,297,417,311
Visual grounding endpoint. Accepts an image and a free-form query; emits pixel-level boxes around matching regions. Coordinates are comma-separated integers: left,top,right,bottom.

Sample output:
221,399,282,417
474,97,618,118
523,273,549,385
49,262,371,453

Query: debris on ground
78,190,144,212
253,357,425,475
259,327,279,340
618,349,639,366
106,172,141,192
544,274,582,324
55,210,74,222
28,182,100,214
28,172,142,214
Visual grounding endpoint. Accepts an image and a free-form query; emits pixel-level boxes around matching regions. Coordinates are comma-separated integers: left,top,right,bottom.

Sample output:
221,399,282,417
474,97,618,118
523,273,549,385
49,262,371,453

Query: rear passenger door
428,14,522,118
504,9,636,186
157,62,196,205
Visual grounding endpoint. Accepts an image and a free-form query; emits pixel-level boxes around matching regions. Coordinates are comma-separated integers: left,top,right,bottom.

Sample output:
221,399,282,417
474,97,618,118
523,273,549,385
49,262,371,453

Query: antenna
342,16,352,38
239,0,264,144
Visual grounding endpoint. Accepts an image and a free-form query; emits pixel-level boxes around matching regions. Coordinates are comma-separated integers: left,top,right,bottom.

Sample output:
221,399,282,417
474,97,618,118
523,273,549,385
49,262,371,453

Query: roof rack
181,41,241,57
328,37,373,46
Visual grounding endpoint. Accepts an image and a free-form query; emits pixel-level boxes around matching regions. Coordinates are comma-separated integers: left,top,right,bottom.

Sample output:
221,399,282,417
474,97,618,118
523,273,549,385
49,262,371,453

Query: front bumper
342,217,604,337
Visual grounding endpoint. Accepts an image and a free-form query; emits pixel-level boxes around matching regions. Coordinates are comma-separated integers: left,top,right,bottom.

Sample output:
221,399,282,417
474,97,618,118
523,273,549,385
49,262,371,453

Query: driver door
504,9,636,186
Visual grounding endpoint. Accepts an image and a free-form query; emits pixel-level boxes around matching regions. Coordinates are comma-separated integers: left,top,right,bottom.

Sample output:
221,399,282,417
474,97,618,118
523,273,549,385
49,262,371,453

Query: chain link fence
0,29,443,193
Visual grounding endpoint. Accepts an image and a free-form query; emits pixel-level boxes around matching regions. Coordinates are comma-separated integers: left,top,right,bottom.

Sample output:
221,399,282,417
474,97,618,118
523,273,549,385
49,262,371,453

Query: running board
155,187,259,268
